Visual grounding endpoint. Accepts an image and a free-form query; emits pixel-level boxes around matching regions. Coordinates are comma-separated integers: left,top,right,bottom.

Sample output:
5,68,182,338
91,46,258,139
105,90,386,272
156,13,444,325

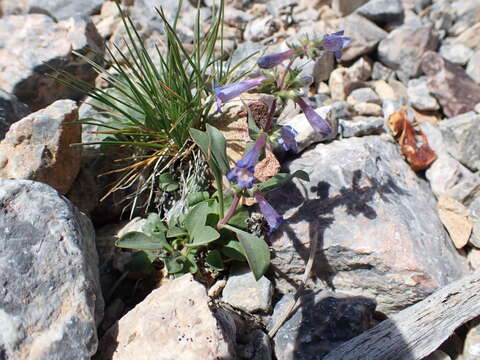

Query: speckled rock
95,274,236,360
0,14,104,110
0,89,30,140
355,0,404,26
407,77,439,111
0,179,103,359
340,116,385,137
269,136,468,314
0,100,81,195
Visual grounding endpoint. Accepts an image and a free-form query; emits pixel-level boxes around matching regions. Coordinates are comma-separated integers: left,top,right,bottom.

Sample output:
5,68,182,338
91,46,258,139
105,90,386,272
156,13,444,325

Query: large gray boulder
0,14,103,110
1,0,104,20
269,136,468,314
0,179,103,359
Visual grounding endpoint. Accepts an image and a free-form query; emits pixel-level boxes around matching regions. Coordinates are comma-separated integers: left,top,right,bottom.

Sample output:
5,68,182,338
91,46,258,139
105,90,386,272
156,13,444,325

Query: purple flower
227,134,267,188
299,75,314,87
322,30,351,59
255,192,285,234
278,125,298,152
257,49,295,69
214,76,266,112
295,98,332,136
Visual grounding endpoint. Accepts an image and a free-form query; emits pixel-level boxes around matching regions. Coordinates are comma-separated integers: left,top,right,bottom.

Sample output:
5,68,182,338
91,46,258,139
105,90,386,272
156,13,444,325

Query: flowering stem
217,194,241,229
215,175,225,220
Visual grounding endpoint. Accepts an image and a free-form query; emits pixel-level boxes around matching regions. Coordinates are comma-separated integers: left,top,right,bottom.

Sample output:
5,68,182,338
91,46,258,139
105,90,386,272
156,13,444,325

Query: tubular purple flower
278,125,298,152
299,75,314,87
257,49,296,69
254,192,285,234
227,134,267,188
296,98,332,136
322,30,352,59
215,76,266,112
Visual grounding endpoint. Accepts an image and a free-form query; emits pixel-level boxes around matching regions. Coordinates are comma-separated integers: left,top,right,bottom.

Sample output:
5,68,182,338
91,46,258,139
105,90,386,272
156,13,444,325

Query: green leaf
255,170,310,193
158,173,179,192
206,249,224,271
165,255,185,273
166,226,188,238
125,251,155,274
221,240,246,261
184,202,210,235
206,124,230,175
143,213,167,235
189,128,209,156
186,191,210,207
116,231,169,251
222,225,270,280
186,226,220,247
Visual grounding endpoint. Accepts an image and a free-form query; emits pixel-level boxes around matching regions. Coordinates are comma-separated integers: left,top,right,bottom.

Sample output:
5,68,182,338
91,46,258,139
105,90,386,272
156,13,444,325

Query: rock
355,0,404,26
378,23,438,81
463,324,480,360
329,58,372,100
371,61,395,81
469,198,480,248
0,99,81,195
422,51,480,117
1,0,104,20
0,89,30,140
468,248,480,270
222,266,273,313
456,23,480,51
437,196,473,249
332,0,368,16
269,136,467,314
353,102,383,116
0,179,103,359
244,16,280,42
236,329,272,360
96,274,236,360
0,14,103,111
439,42,474,66
340,116,385,137
347,88,381,106
314,52,335,83
450,1,480,37
439,111,480,171
374,80,397,100
341,14,388,61
407,77,440,111
424,350,452,360
230,41,265,76
270,290,376,360
467,51,480,84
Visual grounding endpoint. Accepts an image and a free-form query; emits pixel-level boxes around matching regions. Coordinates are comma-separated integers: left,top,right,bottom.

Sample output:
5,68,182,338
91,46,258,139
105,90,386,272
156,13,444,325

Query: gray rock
378,23,438,81
467,51,480,84
1,0,103,20
353,102,383,116
96,274,236,360
0,179,103,359
371,61,395,81
0,89,30,140
0,99,81,195
412,0,432,13
407,76,440,111
340,116,385,137
0,14,104,111
347,88,381,105
439,111,480,171
266,0,299,17
244,16,280,42
269,136,467,314
341,14,388,61
332,0,369,16
463,322,480,360
270,290,376,360
450,1,480,37
429,0,455,33
222,266,273,313
422,51,480,117
439,43,474,66
314,52,335,83
237,329,271,360
231,42,265,76
355,0,404,25
469,197,480,248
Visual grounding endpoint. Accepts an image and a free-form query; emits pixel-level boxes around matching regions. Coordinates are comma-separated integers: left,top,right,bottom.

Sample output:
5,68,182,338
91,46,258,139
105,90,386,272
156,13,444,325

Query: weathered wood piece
324,271,480,360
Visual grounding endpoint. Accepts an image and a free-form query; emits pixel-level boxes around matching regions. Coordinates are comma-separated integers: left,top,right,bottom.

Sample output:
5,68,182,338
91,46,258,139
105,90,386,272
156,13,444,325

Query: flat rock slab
0,14,103,110
0,99,81,195
269,136,467,314
0,179,103,359
96,274,236,360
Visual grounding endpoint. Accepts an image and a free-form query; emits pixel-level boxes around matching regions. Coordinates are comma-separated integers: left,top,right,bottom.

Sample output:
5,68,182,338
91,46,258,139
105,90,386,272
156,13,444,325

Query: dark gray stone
347,88,381,105
439,111,480,172
0,179,103,359
378,23,438,81
355,0,404,26
0,89,30,140
332,0,369,16
270,291,376,360
407,76,439,111
269,136,467,314
371,61,395,81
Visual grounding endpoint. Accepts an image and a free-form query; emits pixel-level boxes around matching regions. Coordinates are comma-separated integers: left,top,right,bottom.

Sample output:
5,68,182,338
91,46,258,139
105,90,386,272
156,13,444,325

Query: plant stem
215,174,225,220
217,194,241,229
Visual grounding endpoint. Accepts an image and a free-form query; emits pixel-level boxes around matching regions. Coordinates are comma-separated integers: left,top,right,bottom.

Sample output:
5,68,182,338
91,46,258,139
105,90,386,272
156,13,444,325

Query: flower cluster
213,30,350,234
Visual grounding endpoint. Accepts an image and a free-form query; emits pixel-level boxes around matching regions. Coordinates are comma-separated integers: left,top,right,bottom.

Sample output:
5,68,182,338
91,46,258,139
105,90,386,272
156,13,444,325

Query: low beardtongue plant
118,30,351,280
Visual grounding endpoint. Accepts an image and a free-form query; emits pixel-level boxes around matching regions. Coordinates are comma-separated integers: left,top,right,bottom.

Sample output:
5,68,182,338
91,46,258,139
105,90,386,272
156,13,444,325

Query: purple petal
257,49,295,69
296,98,332,136
255,192,285,234
278,125,298,152
322,30,350,59
215,76,266,110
